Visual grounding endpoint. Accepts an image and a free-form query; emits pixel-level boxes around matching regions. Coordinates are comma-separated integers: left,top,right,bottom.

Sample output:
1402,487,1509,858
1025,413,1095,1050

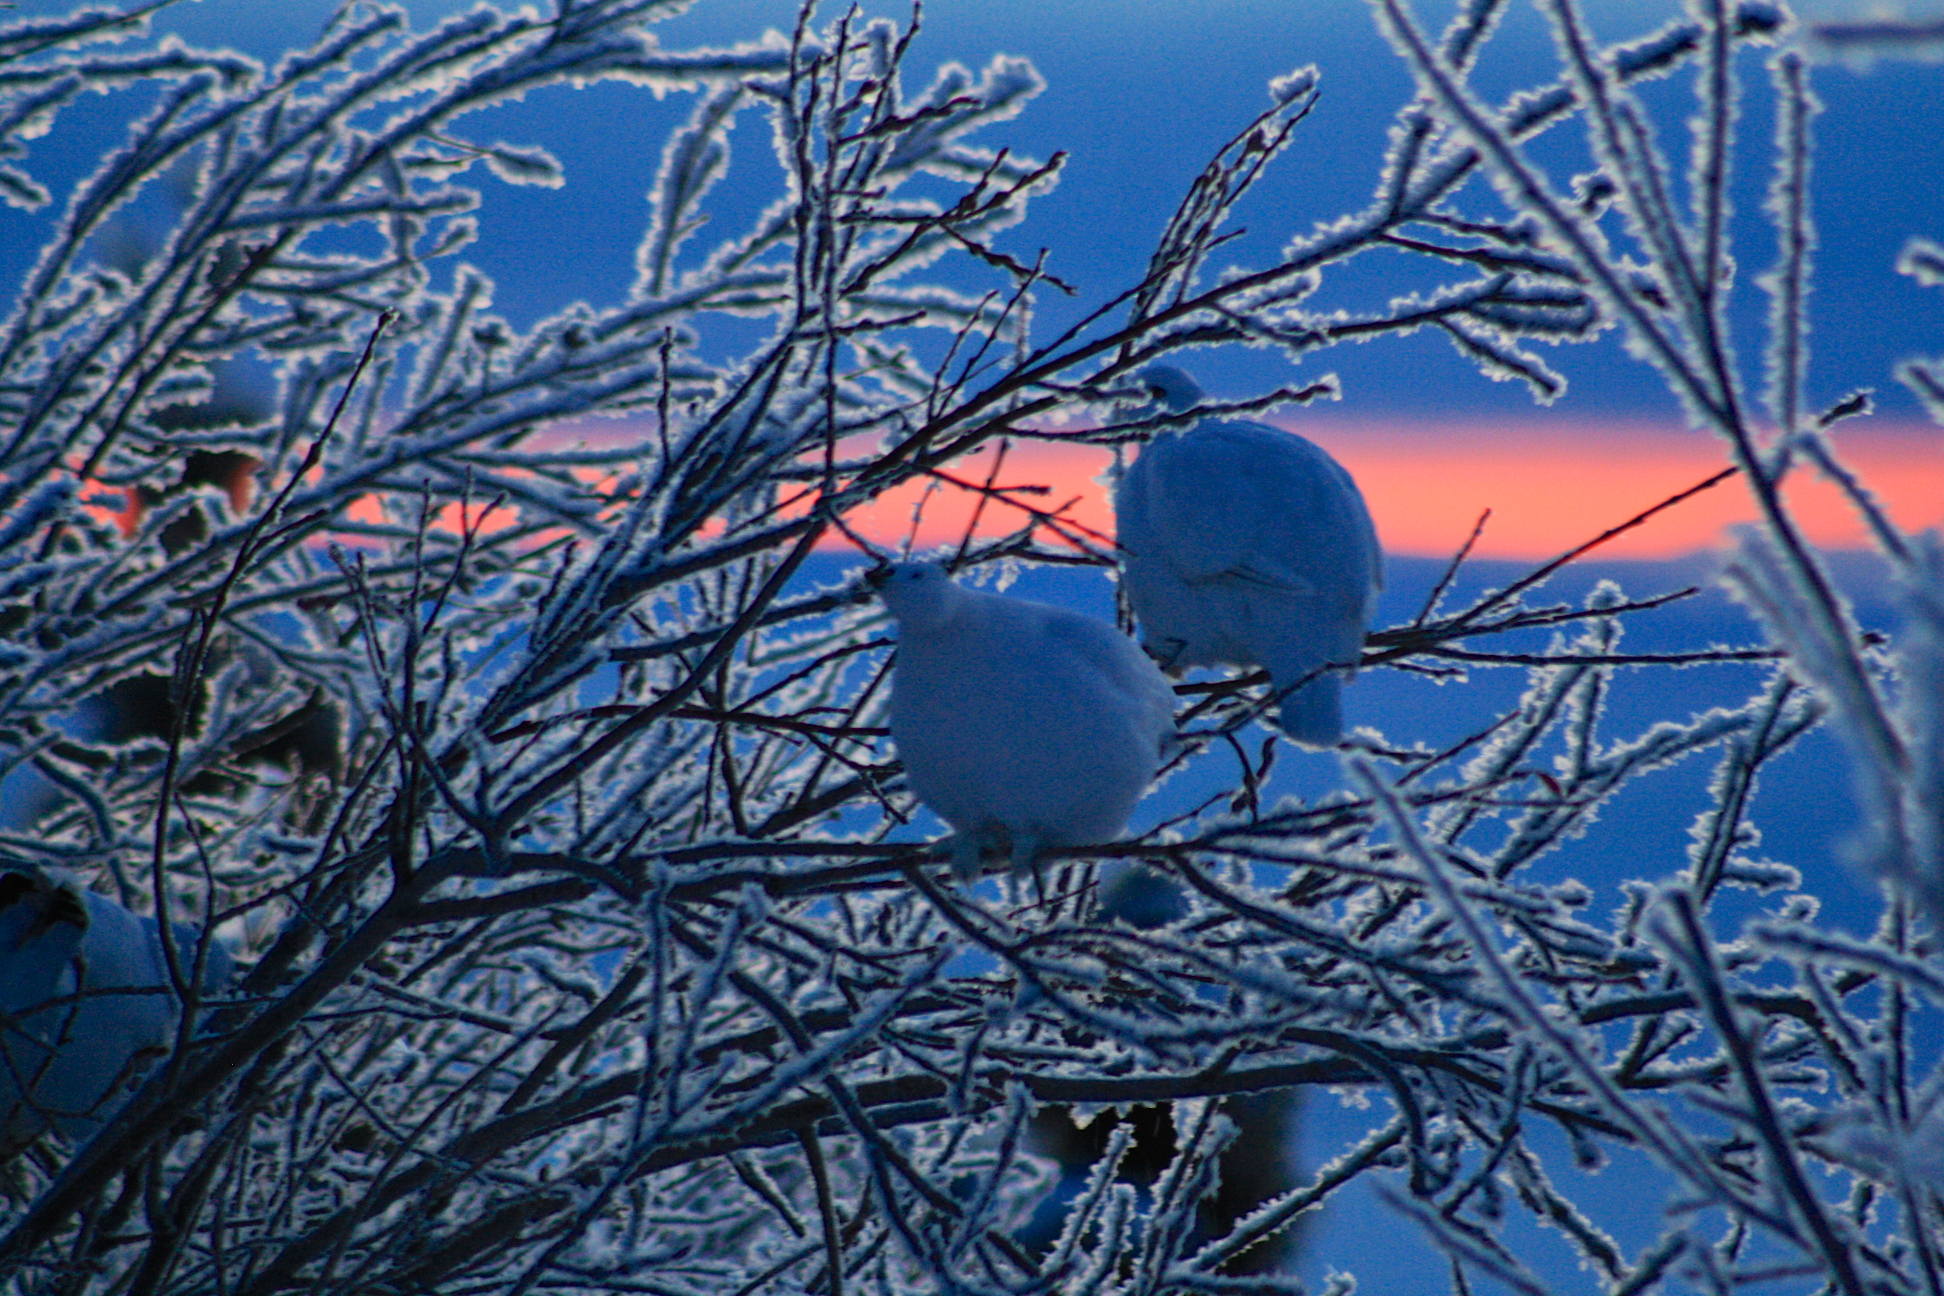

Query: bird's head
872,562,960,633
0,865,87,949
1135,364,1204,414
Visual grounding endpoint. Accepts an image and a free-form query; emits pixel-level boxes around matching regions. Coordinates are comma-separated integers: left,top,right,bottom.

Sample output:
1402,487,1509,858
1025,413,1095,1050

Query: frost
1,1,1940,1293
1269,63,1319,105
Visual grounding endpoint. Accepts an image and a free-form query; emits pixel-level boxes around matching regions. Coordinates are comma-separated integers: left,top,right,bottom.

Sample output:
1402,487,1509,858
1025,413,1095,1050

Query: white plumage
0,866,232,1156
877,563,1178,880
1114,365,1383,747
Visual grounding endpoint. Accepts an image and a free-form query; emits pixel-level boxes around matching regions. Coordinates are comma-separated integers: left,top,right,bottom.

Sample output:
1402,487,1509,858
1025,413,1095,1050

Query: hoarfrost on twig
0,1,1938,1293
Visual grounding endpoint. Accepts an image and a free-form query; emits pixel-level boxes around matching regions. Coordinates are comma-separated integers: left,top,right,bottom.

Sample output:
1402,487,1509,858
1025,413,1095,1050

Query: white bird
876,563,1179,881
0,866,233,1156
1114,365,1383,747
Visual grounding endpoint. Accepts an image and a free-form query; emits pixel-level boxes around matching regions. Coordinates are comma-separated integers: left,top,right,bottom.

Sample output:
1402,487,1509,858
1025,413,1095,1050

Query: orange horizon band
823,416,1944,561
87,416,1938,562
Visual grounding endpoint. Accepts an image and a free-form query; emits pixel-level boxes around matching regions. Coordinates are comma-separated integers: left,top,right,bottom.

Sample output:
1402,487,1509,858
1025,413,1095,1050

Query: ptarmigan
1,866,232,1156
876,563,1178,881
1115,365,1382,746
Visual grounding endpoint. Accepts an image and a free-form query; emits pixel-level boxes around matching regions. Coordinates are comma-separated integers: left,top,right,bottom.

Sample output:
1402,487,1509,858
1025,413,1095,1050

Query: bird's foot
947,833,989,883
1007,832,1051,906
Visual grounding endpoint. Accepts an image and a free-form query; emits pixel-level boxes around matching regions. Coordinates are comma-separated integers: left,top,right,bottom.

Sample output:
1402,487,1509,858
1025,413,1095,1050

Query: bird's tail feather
1276,674,1342,747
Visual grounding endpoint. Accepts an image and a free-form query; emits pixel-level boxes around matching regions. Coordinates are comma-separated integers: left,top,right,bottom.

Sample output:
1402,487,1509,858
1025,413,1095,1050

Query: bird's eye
1147,384,1166,401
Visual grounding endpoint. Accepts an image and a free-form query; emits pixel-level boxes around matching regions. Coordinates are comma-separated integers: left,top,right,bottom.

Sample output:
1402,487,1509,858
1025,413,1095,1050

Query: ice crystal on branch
0,1,1938,1293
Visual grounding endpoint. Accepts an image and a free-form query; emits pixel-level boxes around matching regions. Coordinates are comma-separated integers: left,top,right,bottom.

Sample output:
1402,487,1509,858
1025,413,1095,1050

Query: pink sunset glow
826,417,1944,562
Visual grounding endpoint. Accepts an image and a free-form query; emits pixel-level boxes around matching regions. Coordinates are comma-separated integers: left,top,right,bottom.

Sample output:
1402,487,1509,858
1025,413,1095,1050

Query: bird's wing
1037,611,1179,739
1121,429,1257,582
1133,421,1380,601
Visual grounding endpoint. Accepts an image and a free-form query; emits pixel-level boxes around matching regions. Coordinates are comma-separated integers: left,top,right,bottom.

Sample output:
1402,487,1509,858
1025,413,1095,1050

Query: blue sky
83,0,1944,425
10,4,1939,559
15,0,1938,425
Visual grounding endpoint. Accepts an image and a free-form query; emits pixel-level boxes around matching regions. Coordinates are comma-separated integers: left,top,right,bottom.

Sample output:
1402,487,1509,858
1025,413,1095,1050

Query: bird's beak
863,564,892,592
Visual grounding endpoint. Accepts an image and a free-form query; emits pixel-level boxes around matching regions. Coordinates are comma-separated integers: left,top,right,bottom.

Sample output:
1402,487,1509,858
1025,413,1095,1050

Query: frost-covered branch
2,1,1940,1293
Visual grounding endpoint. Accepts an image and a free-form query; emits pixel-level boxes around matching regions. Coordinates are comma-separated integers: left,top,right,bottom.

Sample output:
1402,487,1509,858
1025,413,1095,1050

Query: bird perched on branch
1114,365,1382,747
0,866,233,1158
875,563,1178,882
